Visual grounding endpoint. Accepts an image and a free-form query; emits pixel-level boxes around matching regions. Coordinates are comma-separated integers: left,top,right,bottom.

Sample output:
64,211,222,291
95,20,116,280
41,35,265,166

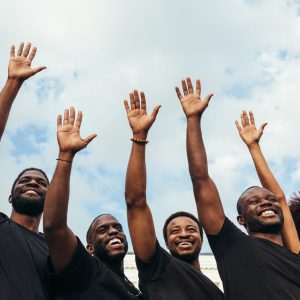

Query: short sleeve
136,240,171,281
47,237,96,295
207,217,245,258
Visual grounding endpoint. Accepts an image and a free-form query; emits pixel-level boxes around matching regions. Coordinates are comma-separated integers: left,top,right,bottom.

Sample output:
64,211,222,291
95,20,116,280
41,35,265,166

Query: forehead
92,215,121,229
167,216,198,230
240,187,275,204
17,170,48,182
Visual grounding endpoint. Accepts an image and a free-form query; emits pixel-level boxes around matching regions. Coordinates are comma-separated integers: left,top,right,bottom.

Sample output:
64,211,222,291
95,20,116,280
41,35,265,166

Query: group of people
0,42,300,300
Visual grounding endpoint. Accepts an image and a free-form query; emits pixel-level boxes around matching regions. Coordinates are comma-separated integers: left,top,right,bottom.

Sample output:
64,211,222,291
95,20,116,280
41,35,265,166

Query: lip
20,188,41,197
258,208,278,217
105,236,124,246
175,240,194,246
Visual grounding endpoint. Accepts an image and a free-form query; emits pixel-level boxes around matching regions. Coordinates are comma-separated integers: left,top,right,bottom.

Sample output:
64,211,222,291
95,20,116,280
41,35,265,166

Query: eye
97,227,107,234
171,229,179,234
114,225,122,231
249,200,258,205
38,180,47,187
19,177,29,184
188,228,197,232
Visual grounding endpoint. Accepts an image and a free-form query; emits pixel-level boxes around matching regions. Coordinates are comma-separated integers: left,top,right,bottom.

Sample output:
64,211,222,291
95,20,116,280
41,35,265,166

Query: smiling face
10,170,48,217
237,187,284,234
87,215,128,264
166,216,202,263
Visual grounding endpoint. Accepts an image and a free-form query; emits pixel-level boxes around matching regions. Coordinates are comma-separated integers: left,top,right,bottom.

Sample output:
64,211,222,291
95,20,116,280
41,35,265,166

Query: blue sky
1,0,300,252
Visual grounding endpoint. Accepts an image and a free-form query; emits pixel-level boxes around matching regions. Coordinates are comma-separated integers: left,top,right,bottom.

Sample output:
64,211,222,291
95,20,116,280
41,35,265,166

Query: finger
249,111,256,126
124,100,130,113
240,113,245,127
23,43,31,57
235,120,242,133
259,122,268,133
75,111,83,128
57,114,62,128
134,90,140,109
203,93,214,105
196,79,201,97
182,79,188,96
151,104,161,119
84,133,97,146
17,42,24,56
69,107,75,125
243,111,250,126
32,66,46,75
10,45,15,57
63,109,69,126
186,77,194,94
28,47,37,61
175,87,183,100
129,92,135,110
140,91,147,111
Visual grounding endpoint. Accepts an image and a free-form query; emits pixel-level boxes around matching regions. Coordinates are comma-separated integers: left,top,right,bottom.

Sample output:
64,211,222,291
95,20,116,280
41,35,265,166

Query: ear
8,195,12,204
237,215,246,226
86,244,95,255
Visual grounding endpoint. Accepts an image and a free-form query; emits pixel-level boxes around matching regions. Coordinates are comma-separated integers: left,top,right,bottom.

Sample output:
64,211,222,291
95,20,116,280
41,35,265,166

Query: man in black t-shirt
0,43,51,300
175,77,300,299
44,108,142,299
123,90,224,299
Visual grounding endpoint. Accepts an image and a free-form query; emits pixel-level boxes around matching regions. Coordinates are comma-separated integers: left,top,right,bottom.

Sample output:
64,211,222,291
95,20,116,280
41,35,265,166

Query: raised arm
43,107,96,271
175,78,224,235
235,111,300,253
124,90,160,262
0,42,46,140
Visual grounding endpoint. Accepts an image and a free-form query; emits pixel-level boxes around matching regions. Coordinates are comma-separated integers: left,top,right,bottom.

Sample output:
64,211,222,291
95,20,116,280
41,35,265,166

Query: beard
247,217,284,234
170,246,201,264
93,240,128,264
11,192,45,217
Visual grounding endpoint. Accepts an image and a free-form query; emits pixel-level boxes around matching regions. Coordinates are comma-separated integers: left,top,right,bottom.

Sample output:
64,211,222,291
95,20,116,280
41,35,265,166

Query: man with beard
175,77,300,299
124,90,224,299
44,107,142,299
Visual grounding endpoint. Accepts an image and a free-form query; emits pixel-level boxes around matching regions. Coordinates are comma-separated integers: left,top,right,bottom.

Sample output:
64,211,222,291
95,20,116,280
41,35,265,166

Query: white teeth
108,238,122,245
179,242,192,246
261,210,275,216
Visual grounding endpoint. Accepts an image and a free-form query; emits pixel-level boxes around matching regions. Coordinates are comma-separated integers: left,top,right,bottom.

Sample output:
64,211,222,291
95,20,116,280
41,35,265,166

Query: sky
1,0,300,252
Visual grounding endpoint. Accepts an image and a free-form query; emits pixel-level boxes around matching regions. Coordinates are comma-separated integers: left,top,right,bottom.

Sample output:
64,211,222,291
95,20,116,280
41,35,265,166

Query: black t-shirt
48,238,143,299
136,241,224,300
207,217,300,300
0,212,51,300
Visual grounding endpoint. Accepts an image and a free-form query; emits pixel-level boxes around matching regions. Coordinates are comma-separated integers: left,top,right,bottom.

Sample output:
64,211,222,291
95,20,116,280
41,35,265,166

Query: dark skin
0,42,46,140
9,169,48,232
43,107,96,272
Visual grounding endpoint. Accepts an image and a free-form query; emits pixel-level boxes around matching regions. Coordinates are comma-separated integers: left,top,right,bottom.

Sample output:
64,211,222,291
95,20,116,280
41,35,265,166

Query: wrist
132,132,148,140
6,77,23,89
247,142,260,151
187,115,201,122
58,151,75,162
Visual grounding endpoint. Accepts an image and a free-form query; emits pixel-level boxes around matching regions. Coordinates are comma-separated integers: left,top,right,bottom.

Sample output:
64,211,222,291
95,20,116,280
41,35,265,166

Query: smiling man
124,90,224,299
175,77,300,299
43,108,142,299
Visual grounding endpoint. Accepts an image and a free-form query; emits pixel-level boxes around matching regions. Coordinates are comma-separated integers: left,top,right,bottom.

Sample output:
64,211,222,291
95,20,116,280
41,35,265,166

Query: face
88,215,128,264
166,216,202,263
10,170,48,217
237,187,284,234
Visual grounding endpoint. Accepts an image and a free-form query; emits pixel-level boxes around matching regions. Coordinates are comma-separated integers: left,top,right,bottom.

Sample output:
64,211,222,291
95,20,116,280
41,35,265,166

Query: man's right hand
8,42,46,82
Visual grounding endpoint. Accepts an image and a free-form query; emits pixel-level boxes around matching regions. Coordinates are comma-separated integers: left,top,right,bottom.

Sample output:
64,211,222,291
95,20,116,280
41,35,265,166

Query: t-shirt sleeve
207,217,245,258
47,237,96,295
135,240,171,281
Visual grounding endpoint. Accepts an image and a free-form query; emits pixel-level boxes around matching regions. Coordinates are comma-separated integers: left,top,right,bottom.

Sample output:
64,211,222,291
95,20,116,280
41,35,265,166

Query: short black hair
163,211,203,243
237,186,261,215
11,167,49,194
289,192,300,240
86,213,112,244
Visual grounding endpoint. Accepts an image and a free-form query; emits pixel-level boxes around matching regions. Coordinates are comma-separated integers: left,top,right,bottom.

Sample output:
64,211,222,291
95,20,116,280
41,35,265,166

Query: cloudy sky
1,0,300,252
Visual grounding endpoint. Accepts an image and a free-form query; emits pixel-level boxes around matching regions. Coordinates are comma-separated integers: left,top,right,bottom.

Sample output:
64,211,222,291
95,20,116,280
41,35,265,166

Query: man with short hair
124,90,224,299
175,77,300,299
43,107,142,299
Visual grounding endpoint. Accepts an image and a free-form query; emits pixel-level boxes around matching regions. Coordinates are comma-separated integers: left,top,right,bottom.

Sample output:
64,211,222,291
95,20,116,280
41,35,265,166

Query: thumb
259,122,268,133
151,104,161,119
32,66,47,75
84,133,97,146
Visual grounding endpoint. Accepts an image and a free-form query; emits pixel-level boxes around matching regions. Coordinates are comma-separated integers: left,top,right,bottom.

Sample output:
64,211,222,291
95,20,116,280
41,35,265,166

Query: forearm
0,78,22,140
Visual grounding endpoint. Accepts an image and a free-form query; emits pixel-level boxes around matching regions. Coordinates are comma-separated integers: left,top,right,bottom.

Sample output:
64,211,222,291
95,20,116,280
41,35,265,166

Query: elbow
190,173,210,184
125,191,147,209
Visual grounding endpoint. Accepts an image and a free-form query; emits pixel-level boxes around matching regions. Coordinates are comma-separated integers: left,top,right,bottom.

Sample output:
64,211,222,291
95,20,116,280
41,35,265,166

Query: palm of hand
181,94,206,117
128,109,154,134
9,57,33,79
58,125,86,153
240,125,261,145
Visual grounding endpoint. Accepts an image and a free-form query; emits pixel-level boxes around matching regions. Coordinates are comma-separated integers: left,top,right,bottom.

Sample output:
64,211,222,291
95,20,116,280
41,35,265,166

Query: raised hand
235,111,267,146
57,107,97,158
175,78,214,118
124,90,161,139
8,42,46,82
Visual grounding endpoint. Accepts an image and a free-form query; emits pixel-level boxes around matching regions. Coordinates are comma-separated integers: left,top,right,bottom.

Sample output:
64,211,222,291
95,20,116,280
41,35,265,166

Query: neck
10,210,41,232
189,258,201,271
104,259,124,274
249,231,283,246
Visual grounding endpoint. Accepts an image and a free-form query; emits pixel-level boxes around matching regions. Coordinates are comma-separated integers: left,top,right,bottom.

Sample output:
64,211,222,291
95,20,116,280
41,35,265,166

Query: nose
26,178,40,188
260,198,272,207
108,226,118,235
178,230,190,238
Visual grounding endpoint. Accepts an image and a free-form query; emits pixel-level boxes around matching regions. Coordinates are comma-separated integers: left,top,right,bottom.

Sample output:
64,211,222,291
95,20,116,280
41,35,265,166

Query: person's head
9,168,49,217
163,211,203,264
237,186,284,235
86,214,128,264
289,192,300,240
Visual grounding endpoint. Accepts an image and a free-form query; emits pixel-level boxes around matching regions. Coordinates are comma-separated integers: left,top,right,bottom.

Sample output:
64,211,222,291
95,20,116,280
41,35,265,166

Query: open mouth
176,240,194,248
22,189,40,197
259,209,277,217
106,238,124,249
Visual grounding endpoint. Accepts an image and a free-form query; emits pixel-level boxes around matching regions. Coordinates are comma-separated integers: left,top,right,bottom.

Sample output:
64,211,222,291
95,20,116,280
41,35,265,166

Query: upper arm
126,201,157,262
192,176,225,235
